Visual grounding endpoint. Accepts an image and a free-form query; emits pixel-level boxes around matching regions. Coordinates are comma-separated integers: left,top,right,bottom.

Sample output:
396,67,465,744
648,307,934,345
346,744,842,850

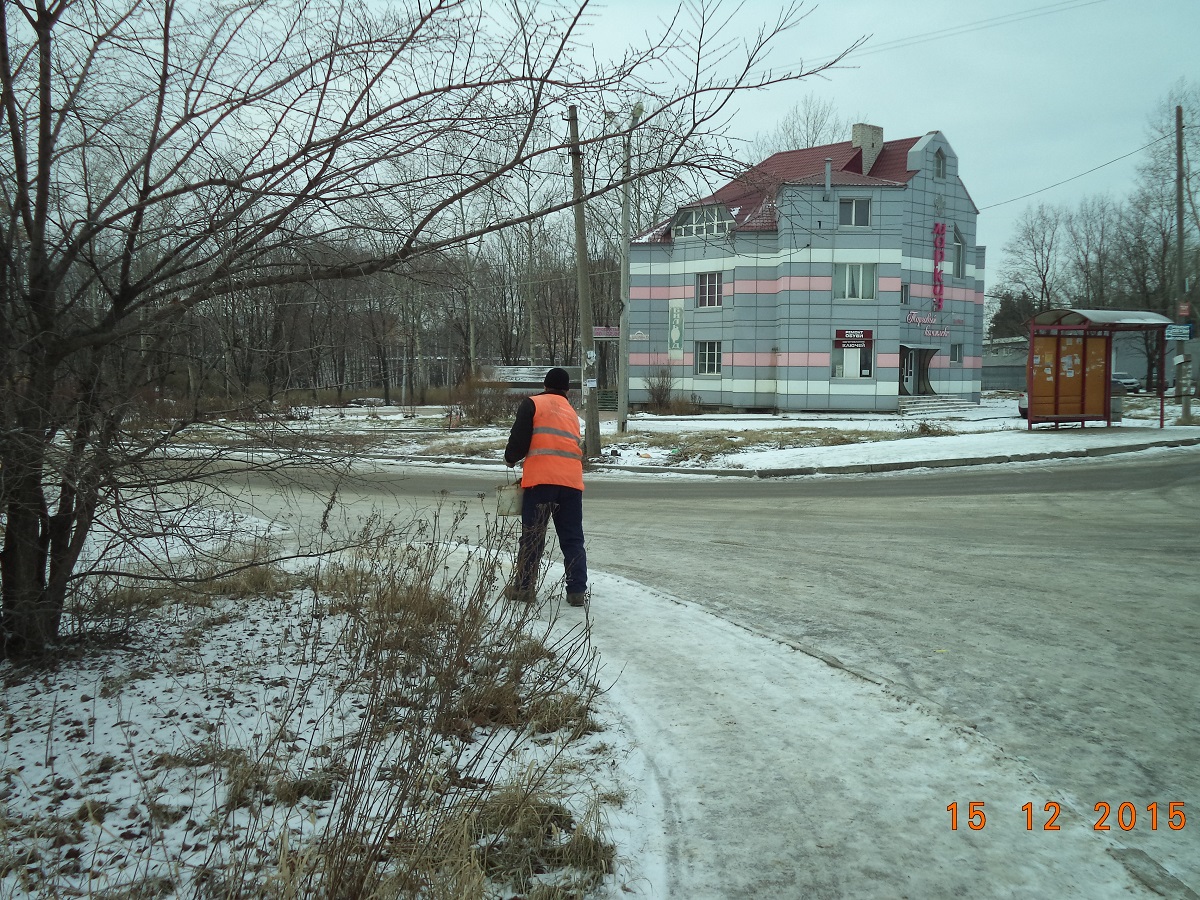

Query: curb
398,435,1200,478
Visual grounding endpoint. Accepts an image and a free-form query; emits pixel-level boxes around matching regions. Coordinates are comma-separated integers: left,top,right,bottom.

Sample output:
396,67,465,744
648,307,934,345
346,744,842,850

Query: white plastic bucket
496,483,524,517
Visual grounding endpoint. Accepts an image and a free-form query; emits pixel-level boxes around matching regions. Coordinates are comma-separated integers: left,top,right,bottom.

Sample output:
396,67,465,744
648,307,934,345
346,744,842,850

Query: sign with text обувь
835,329,872,349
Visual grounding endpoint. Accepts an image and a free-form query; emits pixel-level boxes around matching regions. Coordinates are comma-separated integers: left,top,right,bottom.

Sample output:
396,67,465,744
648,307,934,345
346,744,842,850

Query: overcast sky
582,0,1197,270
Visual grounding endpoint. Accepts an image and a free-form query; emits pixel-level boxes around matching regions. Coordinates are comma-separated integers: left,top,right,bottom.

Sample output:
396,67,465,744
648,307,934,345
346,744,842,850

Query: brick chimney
852,123,884,175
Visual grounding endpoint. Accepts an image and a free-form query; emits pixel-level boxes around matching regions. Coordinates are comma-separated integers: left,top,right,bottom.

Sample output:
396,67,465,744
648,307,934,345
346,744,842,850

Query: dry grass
899,419,956,437
3,507,614,899
469,783,615,894
629,425,914,464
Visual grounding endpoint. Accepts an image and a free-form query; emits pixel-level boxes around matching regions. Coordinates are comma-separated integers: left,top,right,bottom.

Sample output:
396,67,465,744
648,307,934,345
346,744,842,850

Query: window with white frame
950,343,964,364
694,341,722,375
673,206,733,238
934,148,947,179
953,227,965,278
833,263,877,300
900,283,910,305
838,198,870,227
696,272,723,308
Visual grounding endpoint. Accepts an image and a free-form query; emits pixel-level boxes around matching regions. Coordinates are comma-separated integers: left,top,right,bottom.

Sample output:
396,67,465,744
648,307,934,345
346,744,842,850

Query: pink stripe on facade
909,284,983,304
878,277,902,293
777,352,830,367
729,352,782,366
731,276,833,294
629,352,673,366
634,352,972,370
633,352,837,368
629,284,694,300
720,351,833,367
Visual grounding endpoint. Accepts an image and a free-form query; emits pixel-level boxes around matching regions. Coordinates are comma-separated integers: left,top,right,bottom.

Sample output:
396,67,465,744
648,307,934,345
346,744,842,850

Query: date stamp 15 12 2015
947,801,1186,832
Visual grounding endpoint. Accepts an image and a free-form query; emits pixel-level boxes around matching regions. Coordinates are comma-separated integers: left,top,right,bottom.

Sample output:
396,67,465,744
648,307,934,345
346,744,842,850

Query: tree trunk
1,426,57,656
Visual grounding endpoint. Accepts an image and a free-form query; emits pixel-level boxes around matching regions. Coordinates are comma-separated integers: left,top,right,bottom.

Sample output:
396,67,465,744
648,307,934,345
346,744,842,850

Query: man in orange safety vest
503,367,588,607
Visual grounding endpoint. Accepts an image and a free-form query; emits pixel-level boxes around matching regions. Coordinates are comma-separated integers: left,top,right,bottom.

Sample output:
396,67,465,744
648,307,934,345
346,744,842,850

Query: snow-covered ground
261,391,1200,473
4,393,1198,898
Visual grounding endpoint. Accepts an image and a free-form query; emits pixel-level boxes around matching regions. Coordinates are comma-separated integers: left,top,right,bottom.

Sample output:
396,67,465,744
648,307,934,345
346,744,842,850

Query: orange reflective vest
522,393,584,490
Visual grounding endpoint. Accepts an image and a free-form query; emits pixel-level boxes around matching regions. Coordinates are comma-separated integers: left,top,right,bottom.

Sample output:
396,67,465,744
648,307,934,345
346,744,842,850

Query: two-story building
628,124,985,411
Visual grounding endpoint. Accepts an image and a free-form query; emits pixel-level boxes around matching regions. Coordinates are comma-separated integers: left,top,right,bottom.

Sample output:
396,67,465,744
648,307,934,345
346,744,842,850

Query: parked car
1018,379,1127,418
1112,372,1141,392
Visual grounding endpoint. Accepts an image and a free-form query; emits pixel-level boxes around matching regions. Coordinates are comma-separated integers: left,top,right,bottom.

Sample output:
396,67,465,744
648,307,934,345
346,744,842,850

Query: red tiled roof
640,135,924,239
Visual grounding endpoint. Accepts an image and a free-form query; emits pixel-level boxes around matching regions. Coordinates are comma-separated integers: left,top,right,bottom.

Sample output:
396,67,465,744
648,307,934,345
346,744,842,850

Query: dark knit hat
543,367,571,391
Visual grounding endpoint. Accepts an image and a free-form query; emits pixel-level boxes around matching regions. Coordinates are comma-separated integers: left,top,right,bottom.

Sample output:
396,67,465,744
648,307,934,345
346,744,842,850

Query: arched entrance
899,344,939,396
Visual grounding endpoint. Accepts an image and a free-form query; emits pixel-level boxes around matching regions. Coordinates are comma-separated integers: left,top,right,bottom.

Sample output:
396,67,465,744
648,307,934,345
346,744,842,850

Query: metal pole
568,105,601,458
618,102,644,434
1176,104,1192,419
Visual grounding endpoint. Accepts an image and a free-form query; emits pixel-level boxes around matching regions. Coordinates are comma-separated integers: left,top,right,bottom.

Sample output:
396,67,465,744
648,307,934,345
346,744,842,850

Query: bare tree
996,203,1067,313
1112,178,1178,385
1064,196,1121,309
0,0,856,654
749,94,859,159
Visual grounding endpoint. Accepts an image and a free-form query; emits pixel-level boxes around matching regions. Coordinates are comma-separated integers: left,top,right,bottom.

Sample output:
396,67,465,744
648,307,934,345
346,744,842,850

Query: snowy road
580,449,1200,897
582,573,1157,899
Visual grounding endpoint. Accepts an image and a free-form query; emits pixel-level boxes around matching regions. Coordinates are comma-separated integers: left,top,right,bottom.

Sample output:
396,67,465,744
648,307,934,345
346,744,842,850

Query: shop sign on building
668,301,685,359
906,310,950,338
932,222,946,310
835,329,872,348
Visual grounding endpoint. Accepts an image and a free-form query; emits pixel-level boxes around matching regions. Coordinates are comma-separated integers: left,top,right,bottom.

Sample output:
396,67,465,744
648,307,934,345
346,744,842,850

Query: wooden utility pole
568,104,601,457
618,102,644,434
1177,105,1192,419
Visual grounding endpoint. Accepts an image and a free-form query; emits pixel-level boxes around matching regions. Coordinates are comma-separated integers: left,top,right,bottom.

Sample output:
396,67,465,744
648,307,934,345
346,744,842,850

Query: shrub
644,367,676,412
457,376,520,425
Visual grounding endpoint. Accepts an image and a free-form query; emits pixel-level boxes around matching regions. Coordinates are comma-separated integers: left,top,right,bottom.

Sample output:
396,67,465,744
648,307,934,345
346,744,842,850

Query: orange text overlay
946,801,1186,832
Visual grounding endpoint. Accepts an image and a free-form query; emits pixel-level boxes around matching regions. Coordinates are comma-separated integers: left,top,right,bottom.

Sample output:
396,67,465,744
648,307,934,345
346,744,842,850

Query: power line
836,0,1114,62
978,132,1175,210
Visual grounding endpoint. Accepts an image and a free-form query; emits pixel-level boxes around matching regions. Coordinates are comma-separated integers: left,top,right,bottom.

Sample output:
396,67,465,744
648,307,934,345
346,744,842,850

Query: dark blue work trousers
514,483,587,595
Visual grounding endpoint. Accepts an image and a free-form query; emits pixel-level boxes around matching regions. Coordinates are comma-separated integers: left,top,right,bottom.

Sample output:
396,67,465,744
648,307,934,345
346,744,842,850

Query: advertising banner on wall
668,299,685,360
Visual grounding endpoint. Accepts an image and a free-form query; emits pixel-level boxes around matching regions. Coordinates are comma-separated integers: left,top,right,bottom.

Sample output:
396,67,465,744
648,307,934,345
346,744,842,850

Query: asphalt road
223,449,1200,894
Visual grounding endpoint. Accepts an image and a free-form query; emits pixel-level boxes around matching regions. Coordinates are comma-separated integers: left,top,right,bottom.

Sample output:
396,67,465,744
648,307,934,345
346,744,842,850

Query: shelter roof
1031,309,1173,330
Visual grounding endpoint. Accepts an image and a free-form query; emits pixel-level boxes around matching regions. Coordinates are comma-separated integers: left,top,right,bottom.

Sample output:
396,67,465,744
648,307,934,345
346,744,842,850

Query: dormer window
673,205,733,238
934,149,947,179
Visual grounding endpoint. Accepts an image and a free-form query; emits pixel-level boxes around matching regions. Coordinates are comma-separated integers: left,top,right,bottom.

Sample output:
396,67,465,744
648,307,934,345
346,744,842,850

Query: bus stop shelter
1026,308,1172,429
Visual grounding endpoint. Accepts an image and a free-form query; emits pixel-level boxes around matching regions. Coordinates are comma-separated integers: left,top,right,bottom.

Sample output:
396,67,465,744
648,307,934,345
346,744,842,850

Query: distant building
982,337,1029,391
628,124,985,411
